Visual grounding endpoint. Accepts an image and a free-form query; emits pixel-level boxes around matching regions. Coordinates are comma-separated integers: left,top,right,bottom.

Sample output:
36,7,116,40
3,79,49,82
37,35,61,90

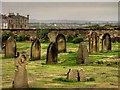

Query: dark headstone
77,42,89,64
56,34,66,53
30,38,41,60
13,52,28,88
46,42,58,64
102,33,111,52
89,32,99,54
5,36,16,58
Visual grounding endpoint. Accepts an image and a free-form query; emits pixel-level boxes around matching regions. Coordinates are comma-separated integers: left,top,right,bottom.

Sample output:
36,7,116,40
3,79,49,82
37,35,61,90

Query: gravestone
13,52,28,88
66,69,79,81
46,42,58,64
102,33,111,52
5,36,16,58
76,42,89,64
30,38,41,60
66,68,86,81
89,32,99,54
56,34,66,53
78,68,86,82
48,31,58,42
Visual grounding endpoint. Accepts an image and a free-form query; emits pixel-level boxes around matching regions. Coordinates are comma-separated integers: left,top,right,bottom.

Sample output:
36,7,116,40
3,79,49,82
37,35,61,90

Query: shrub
36,29,49,43
36,29,49,39
2,30,14,43
86,77,95,82
73,33,79,38
72,36,83,44
66,34,73,42
53,77,74,82
40,39,49,43
111,37,120,43
97,60,104,64
16,34,26,42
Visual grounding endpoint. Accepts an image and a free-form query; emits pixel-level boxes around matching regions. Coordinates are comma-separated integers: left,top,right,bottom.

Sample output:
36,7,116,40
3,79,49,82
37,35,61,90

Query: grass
1,41,119,88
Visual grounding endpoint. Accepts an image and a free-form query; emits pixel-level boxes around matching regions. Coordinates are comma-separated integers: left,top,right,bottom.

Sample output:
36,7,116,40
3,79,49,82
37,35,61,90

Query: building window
21,25,22,28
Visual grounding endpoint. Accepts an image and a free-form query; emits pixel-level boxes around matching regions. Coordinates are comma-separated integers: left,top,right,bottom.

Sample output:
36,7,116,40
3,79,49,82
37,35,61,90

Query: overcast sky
2,2,118,21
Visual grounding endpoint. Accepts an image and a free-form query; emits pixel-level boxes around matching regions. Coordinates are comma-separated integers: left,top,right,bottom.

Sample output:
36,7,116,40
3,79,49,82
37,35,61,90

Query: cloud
2,2,118,21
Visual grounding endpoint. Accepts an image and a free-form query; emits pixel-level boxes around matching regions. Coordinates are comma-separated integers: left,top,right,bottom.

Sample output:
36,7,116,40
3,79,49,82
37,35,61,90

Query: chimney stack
17,13,19,16
27,15,29,19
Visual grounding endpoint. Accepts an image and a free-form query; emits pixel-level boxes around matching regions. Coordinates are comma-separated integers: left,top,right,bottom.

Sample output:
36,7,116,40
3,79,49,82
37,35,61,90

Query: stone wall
2,29,119,40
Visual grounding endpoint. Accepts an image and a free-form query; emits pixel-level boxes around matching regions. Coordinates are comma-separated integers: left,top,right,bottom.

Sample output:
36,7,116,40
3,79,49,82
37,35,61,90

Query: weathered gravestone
5,36,16,58
48,31,58,42
56,34,66,53
102,33,111,52
46,42,58,64
30,38,41,60
13,52,28,88
66,68,86,81
89,32,99,54
77,42,89,64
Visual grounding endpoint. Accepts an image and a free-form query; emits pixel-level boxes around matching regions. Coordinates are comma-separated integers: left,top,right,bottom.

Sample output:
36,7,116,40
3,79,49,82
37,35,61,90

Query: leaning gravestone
5,36,16,58
102,33,111,52
66,68,86,82
46,42,58,64
30,38,41,60
89,32,99,54
56,34,66,53
77,42,89,64
13,52,28,88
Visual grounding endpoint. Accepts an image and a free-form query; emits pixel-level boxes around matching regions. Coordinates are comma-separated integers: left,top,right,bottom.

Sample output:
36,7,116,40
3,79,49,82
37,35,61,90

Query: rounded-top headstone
56,34,66,53
102,33,111,52
30,38,41,60
5,36,16,58
48,31,58,42
46,42,58,64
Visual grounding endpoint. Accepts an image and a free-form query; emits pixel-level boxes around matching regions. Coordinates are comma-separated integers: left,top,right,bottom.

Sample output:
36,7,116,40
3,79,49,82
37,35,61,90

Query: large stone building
1,13,29,29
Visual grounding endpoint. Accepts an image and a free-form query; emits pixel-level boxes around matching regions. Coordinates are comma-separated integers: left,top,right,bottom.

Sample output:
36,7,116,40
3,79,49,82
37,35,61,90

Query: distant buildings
1,13,29,29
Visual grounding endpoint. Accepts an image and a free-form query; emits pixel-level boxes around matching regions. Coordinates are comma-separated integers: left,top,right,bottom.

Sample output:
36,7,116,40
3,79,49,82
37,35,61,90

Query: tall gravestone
76,42,89,64
56,34,66,53
30,38,41,60
89,32,99,54
13,52,28,88
102,33,111,52
46,42,58,64
5,36,16,58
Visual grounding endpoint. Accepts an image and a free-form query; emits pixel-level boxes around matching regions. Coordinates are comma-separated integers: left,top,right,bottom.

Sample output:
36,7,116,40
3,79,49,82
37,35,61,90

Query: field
2,41,120,89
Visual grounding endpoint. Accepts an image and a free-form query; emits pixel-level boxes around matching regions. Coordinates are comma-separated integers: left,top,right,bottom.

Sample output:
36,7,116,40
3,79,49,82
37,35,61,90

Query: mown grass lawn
2,41,119,88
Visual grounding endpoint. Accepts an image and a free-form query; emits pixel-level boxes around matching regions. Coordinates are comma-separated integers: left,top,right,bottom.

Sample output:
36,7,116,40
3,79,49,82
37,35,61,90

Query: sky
1,0,119,2
2,2,118,21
